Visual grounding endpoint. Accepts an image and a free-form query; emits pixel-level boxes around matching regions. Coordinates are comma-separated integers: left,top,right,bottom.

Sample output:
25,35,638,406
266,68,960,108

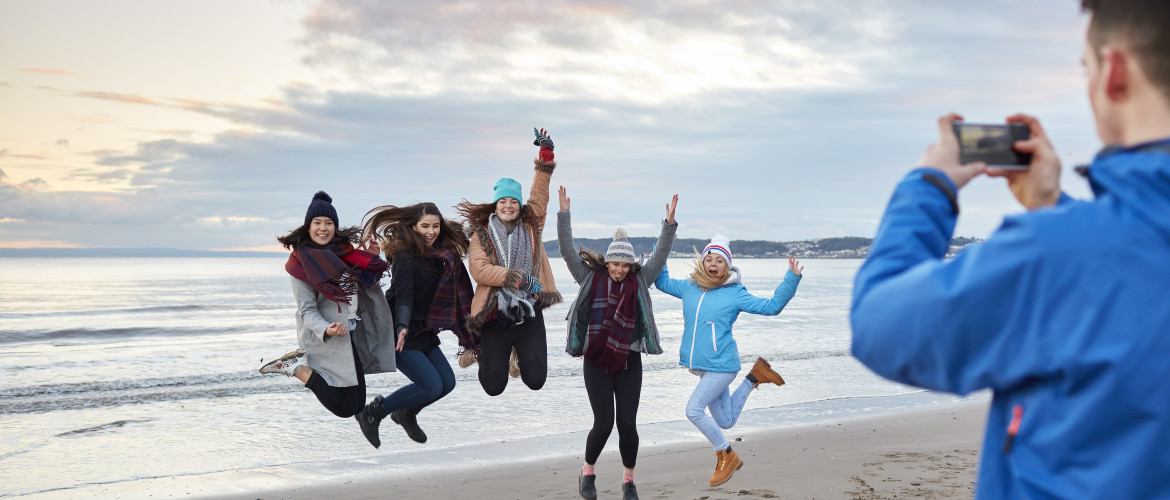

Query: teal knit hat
493,177,523,205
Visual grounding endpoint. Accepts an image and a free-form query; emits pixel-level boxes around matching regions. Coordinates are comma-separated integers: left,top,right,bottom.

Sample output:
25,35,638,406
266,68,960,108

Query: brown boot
709,447,743,486
748,357,785,388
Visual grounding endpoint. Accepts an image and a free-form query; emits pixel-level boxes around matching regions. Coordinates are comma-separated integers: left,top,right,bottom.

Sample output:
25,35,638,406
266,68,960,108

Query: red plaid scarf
286,242,387,305
584,271,640,373
426,247,478,355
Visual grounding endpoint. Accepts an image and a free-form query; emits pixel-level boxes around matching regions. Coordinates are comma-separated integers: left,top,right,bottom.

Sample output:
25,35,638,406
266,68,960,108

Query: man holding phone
851,0,1170,498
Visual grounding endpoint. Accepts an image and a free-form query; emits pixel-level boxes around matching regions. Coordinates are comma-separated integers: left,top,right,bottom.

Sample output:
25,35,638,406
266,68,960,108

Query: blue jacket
656,263,801,372
851,140,1170,499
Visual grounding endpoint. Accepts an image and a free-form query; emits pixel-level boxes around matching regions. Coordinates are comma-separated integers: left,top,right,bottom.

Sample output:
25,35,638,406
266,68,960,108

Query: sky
0,0,1099,251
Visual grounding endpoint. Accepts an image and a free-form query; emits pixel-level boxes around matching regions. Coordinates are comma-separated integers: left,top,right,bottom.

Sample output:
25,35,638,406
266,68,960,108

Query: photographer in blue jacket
851,1,1170,498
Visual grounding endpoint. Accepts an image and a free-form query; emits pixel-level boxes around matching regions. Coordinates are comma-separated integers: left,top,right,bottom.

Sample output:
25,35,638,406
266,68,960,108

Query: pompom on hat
702,234,732,266
492,178,523,205
605,228,637,264
304,191,339,226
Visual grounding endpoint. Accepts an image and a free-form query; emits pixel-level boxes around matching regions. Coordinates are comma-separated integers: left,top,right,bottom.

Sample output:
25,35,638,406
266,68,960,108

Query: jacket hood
725,266,743,286
1088,140,1170,241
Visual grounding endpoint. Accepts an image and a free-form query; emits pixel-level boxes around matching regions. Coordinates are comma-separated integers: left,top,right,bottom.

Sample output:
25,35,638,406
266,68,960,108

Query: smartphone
952,122,1032,169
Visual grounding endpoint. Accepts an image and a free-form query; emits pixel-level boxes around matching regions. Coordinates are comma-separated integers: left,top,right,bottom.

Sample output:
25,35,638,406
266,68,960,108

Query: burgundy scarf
425,247,479,356
584,270,640,373
285,242,387,305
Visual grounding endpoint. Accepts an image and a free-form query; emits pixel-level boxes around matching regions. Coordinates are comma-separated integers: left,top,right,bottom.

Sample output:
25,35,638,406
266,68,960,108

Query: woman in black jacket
353,202,476,448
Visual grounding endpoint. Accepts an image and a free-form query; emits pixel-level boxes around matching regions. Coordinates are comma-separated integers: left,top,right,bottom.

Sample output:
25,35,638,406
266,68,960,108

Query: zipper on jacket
688,290,707,368
1002,405,1024,454
709,322,717,352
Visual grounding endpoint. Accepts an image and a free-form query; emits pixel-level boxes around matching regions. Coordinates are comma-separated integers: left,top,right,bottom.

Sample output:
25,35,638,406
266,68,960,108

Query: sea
0,257,984,498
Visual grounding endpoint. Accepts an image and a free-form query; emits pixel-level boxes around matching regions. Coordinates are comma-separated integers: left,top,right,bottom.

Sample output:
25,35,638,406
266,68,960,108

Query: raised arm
526,127,557,227
556,186,590,284
639,194,679,281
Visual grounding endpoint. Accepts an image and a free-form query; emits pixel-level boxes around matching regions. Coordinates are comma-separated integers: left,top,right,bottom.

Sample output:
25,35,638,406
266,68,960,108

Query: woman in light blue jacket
654,235,802,487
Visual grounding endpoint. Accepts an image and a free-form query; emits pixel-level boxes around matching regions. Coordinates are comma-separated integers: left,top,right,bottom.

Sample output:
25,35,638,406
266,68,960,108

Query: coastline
33,396,989,500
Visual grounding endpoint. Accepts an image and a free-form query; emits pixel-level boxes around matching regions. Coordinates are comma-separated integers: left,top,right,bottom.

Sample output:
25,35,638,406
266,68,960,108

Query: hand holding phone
953,122,1032,169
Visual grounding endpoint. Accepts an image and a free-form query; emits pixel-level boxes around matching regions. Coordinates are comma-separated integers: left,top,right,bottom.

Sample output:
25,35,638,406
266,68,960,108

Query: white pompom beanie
702,234,732,266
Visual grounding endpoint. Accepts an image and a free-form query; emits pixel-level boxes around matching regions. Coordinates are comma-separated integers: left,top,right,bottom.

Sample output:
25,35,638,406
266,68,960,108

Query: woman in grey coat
557,186,678,500
259,191,397,422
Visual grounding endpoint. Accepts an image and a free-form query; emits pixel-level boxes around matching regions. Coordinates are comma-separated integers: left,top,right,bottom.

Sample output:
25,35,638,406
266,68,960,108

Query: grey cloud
8,0,1099,249
96,139,183,167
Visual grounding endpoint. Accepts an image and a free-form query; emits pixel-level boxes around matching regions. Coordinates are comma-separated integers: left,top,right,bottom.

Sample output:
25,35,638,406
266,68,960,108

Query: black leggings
478,307,547,396
304,334,367,418
583,350,642,469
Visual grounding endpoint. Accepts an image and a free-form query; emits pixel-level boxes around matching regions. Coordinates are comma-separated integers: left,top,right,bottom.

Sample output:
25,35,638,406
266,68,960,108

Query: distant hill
1,237,983,259
546,235,982,259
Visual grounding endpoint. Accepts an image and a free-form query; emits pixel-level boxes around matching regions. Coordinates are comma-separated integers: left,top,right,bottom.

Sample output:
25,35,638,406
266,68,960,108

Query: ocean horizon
0,256,979,497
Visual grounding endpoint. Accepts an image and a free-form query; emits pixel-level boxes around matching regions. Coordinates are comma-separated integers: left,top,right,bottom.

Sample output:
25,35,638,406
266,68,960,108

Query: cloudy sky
1,0,1098,251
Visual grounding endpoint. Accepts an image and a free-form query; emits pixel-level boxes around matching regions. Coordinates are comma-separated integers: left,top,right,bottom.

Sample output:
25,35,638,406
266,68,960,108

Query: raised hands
533,127,555,163
788,256,804,276
558,185,570,212
665,194,678,224
986,113,1062,210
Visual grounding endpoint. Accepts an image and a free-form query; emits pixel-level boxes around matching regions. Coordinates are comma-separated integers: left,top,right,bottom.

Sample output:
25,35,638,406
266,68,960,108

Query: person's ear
1102,47,1131,102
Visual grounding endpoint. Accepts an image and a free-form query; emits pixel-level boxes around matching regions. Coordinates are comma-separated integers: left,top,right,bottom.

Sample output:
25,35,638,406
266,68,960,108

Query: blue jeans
379,346,456,413
685,370,755,450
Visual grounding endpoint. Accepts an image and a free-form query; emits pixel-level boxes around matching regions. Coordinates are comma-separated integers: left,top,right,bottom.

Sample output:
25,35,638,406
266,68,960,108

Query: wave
0,326,234,345
0,303,290,319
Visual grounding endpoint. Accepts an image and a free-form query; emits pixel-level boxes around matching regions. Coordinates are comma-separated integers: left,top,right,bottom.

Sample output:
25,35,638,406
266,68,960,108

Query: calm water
0,257,970,497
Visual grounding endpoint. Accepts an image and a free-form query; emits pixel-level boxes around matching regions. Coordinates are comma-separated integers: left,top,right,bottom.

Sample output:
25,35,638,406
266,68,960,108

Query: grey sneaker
259,349,306,376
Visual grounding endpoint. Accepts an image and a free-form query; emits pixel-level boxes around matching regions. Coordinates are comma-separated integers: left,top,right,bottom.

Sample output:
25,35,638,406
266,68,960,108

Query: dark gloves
516,272,543,294
533,127,554,163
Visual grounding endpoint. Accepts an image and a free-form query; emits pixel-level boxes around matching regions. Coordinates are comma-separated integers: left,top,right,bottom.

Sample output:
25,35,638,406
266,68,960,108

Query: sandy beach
48,400,987,500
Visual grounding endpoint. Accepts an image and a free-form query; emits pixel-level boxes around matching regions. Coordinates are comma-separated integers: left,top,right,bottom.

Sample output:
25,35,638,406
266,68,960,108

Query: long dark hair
277,223,362,250
454,199,537,231
362,202,470,259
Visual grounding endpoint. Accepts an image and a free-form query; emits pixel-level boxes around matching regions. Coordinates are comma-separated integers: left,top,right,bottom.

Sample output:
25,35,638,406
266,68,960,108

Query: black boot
355,396,388,448
578,473,597,500
622,482,639,500
390,408,428,443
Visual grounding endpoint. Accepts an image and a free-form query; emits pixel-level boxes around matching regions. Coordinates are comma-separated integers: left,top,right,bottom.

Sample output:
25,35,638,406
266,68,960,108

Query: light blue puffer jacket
655,263,801,372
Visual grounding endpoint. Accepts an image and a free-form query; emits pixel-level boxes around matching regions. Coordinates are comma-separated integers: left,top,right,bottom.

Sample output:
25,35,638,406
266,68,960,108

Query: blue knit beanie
492,178,523,205
304,191,339,226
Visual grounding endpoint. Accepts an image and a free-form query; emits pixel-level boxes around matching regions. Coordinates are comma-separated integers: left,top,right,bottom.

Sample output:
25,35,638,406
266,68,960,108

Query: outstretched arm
654,261,687,298
640,194,679,280
737,259,802,315
527,127,556,226
556,186,590,284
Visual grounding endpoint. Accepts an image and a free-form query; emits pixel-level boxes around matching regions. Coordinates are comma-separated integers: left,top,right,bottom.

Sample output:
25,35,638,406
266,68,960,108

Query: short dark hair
1083,0,1170,100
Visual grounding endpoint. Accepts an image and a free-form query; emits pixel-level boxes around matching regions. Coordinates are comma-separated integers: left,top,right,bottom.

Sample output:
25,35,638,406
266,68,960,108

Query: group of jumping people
258,128,803,499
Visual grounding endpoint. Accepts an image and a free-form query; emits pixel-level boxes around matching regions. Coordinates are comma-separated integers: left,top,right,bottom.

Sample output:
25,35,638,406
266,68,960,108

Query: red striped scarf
285,243,387,305
584,271,640,373
425,248,478,355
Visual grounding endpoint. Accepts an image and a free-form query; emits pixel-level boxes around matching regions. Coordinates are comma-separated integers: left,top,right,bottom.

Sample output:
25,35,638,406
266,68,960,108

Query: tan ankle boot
709,447,743,486
749,357,785,388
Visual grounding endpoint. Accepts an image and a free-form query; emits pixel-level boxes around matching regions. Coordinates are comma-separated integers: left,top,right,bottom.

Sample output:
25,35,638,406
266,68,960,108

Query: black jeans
304,331,367,418
583,350,642,469
478,307,547,396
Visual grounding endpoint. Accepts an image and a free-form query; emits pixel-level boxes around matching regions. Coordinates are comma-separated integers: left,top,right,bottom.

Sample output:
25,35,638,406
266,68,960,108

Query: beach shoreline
35,399,988,500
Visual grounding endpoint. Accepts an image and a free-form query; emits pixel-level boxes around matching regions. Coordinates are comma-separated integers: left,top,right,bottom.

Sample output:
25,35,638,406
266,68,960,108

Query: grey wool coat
557,210,677,357
291,277,397,387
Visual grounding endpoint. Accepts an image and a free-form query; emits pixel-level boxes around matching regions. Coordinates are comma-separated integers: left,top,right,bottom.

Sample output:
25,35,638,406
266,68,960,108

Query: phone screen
953,123,1032,169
